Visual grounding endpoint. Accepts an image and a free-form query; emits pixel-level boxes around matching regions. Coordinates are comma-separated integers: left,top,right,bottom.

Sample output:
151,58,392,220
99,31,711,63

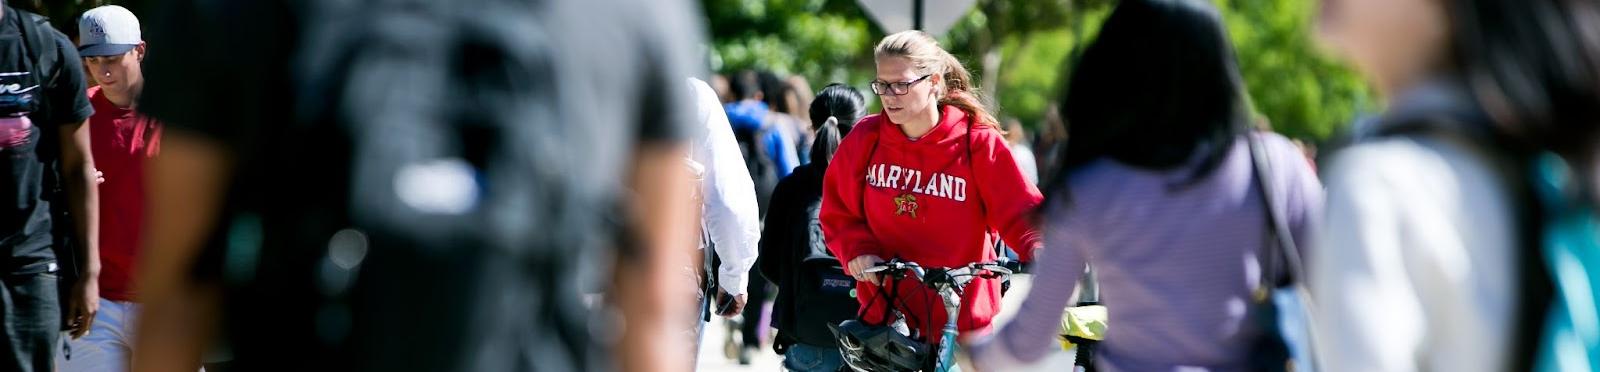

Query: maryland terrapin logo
893,193,918,218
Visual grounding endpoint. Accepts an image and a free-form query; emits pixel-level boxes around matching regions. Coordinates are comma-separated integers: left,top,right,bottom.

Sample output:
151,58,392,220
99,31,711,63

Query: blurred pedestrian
762,71,808,170
783,75,815,161
785,75,814,127
685,77,760,354
759,83,867,372
1002,118,1038,185
725,69,799,215
1032,103,1066,182
968,0,1323,370
721,69,797,364
1312,0,1600,370
0,4,99,372
710,74,735,104
56,6,158,372
130,1,707,372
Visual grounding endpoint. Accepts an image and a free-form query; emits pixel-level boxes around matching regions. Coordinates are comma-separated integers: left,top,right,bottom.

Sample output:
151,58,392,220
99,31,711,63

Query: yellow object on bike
1057,305,1107,350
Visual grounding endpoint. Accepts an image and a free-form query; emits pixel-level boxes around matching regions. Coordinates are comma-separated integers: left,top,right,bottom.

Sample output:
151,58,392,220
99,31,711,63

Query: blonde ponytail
875,31,1002,130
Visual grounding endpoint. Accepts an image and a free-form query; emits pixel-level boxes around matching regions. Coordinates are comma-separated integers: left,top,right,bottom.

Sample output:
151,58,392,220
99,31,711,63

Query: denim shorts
783,343,845,372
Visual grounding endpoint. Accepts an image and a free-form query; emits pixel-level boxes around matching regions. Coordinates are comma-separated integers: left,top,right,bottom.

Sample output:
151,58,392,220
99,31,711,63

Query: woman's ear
929,73,944,98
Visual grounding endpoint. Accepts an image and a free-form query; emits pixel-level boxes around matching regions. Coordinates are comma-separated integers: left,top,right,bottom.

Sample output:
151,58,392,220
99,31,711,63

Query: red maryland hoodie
821,105,1043,339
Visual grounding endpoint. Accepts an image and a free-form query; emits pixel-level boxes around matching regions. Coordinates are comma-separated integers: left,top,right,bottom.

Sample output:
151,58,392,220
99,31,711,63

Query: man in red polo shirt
57,6,158,372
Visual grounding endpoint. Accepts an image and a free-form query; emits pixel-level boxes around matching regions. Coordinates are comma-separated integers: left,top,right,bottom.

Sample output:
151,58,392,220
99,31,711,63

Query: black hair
1043,0,1251,201
808,83,866,168
729,69,763,100
759,71,790,112
1447,0,1600,197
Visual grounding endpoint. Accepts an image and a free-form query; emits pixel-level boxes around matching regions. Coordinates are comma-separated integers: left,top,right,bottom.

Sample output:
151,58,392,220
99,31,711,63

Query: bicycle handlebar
862,258,1017,285
855,258,1020,371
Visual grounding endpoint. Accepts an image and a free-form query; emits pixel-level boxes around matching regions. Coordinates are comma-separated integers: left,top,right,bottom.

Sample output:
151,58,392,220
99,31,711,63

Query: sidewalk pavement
694,274,1079,371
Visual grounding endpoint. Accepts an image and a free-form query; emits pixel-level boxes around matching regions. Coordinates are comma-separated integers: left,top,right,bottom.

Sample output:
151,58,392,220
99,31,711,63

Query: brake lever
863,261,921,278
972,263,1014,278
999,256,1025,271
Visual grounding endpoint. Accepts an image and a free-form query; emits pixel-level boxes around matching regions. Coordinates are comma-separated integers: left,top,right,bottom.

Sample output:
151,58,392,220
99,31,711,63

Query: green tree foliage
52,0,1368,141
705,0,1371,142
702,0,880,92
1218,0,1371,140
943,1,1113,129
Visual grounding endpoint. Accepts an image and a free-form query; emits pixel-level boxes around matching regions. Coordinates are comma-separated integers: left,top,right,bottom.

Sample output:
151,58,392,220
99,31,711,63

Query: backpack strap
12,8,65,211
1244,131,1304,291
16,10,58,124
13,9,61,169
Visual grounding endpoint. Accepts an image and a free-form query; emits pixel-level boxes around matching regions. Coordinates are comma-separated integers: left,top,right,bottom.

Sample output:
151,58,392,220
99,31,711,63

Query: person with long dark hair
1311,0,1600,370
758,83,867,372
967,0,1323,370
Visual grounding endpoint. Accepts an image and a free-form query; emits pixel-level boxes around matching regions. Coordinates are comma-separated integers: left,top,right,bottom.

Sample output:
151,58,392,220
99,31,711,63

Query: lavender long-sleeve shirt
972,134,1322,372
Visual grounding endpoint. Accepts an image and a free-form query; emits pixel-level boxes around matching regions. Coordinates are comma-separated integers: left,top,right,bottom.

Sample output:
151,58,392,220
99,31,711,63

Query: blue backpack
1531,153,1600,371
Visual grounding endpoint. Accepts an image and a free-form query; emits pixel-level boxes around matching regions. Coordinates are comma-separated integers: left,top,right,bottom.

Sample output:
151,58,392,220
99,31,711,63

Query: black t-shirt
140,0,704,371
0,8,92,269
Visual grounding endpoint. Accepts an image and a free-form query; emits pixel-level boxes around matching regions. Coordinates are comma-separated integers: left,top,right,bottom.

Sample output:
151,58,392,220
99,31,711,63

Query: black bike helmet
829,319,929,371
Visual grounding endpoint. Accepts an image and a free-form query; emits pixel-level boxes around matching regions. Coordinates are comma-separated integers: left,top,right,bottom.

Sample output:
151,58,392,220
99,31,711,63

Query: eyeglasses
870,75,932,96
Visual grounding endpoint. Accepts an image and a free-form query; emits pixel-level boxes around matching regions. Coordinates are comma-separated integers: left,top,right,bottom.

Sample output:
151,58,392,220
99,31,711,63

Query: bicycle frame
864,260,1015,372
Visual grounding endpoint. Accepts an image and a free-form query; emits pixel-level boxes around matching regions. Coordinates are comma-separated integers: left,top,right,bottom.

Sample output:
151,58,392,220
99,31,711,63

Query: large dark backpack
786,197,860,345
261,1,623,370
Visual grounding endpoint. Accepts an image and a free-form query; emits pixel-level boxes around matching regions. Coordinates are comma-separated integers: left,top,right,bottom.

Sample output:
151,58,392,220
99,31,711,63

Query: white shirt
1314,134,1518,372
688,78,761,295
1010,142,1039,185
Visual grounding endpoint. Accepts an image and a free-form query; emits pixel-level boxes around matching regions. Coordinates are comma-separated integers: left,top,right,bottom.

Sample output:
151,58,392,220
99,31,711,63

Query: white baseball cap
77,5,141,57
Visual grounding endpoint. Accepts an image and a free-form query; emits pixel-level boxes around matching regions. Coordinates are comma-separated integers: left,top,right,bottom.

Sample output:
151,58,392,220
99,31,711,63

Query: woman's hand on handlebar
847,255,885,285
